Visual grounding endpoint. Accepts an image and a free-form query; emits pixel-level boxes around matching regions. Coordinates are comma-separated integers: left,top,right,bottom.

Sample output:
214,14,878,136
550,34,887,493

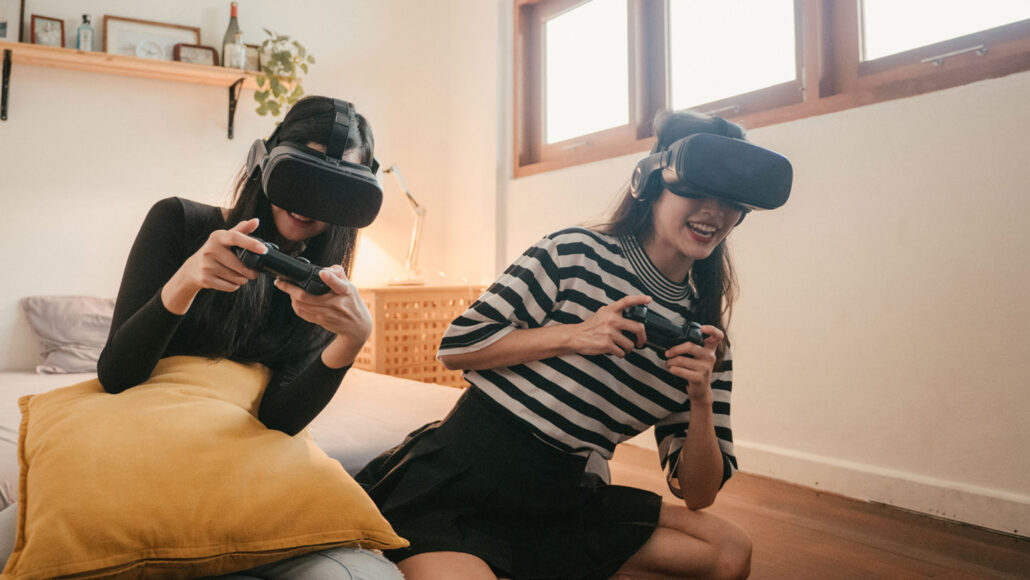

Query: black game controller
622,305,705,351
234,237,331,295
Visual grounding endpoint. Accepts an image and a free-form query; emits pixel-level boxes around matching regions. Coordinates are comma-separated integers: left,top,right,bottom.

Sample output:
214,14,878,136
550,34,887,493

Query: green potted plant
254,29,315,119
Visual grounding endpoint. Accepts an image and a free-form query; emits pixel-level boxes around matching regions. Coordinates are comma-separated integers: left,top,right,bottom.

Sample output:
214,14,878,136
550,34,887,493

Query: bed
0,367,464,510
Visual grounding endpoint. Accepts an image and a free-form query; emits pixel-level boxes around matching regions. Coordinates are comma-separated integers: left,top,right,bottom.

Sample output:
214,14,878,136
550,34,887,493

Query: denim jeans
211,547,404,579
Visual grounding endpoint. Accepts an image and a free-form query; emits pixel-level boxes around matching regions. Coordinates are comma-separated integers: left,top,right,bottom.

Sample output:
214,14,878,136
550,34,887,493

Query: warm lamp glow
350,235,399,287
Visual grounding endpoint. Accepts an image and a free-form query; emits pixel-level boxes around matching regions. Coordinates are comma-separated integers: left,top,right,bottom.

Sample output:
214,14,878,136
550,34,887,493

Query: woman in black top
98,96,374,436
92,95,404,578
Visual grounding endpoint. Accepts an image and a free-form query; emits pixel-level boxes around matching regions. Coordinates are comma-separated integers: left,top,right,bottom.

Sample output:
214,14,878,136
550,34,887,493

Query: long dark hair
189,96,377,365
594,110,741,358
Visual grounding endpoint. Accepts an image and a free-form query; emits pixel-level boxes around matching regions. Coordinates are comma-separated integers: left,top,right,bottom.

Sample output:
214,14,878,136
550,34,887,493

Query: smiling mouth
288,212,315,224
687,222,718,239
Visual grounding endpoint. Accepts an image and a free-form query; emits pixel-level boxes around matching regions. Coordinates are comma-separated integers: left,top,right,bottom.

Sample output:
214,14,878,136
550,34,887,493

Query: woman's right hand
567,295,651,358
161,218,267,315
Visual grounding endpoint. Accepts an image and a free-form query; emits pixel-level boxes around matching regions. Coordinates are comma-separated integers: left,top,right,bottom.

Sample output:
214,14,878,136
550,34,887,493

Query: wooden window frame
514,0,1030,178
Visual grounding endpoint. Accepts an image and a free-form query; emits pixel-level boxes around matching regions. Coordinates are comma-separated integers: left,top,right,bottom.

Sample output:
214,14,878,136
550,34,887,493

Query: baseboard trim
734,440,1030,537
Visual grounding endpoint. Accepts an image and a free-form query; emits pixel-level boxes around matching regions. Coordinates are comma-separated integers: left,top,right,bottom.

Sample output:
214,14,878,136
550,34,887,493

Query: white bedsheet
0,368,464,509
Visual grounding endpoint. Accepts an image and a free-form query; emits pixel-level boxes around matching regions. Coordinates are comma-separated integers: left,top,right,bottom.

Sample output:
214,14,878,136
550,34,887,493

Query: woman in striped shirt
357,110,784,580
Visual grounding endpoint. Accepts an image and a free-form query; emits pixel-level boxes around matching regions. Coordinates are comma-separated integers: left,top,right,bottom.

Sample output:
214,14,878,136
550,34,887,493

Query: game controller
622,305,705,351
234,237,331,295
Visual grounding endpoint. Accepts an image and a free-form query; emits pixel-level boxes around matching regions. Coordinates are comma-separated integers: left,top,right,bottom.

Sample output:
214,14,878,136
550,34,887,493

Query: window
861,0,1030,61
667,0,798,111
544,0,629,143
513,0,1030,177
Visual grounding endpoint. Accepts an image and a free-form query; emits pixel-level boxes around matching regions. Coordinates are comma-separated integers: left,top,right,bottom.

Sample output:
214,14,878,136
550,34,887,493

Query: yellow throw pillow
2,356,407,579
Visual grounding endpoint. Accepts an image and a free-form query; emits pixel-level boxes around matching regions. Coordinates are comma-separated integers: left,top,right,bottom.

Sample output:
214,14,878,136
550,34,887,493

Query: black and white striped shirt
439,227,736,494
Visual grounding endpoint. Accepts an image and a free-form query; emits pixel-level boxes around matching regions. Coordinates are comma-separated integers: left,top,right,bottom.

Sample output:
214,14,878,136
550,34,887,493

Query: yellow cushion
2,356,407,579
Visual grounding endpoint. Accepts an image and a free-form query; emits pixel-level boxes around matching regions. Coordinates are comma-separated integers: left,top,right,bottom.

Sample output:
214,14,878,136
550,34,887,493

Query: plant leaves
250,29,312,120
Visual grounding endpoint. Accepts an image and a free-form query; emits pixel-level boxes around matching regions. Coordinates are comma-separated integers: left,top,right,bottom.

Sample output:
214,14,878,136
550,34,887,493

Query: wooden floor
609,445,1030,579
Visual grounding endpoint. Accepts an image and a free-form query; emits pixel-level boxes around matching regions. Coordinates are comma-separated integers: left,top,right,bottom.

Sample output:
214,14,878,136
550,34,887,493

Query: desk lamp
383,164,426,285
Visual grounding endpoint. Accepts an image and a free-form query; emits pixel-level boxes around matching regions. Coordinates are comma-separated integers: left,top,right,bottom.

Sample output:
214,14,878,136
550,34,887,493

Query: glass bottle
231,32,246,70
221,2,241,67
77,15,94,52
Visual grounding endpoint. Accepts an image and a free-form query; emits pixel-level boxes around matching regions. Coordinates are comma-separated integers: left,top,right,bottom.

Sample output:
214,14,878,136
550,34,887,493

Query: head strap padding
327,99,354,160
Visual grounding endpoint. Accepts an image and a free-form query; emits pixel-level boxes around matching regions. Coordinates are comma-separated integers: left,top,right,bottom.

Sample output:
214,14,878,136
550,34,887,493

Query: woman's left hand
664,325,723,404
273,265,372,367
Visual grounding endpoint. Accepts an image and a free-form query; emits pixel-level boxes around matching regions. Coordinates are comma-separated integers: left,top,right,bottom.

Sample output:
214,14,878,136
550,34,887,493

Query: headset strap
327,99,354,160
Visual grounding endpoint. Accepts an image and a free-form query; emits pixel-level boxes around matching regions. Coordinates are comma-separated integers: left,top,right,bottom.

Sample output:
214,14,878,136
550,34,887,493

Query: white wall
726,75,1030,536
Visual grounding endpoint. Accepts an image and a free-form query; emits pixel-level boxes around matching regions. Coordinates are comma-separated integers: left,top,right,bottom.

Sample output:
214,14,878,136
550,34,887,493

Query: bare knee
710,524,752,580
397,551,497,580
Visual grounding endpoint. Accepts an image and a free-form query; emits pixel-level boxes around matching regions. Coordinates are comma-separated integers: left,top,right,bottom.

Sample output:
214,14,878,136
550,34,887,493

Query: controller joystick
234,237,331,295
622,304,705,351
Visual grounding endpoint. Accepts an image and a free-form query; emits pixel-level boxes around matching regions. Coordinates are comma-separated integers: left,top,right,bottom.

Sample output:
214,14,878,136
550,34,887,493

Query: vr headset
245,99,383,228
631,131,793,211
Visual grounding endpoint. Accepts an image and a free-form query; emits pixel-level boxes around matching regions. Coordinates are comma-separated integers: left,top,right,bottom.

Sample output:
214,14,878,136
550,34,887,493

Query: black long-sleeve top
97,197,350,436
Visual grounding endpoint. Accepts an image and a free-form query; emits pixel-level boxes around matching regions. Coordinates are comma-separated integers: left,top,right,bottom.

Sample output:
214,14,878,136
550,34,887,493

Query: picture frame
103,15,200,61
30,14,63,47
0,0,24,43
244,44,261,72
173,43,218,66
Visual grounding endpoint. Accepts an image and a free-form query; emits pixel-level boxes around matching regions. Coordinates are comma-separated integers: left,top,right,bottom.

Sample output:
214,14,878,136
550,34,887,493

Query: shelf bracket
2,49,11,122
227,78,245,139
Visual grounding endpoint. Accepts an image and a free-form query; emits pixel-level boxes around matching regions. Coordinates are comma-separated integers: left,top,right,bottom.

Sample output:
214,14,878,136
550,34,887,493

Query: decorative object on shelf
30,15,63,47
173,43,218,66
227,31,245,69
0,0,24,43
383,164,427,286
103,16,200,61
244,43,261,72
220,1,241,67
75,14,93,51
254,28,313,119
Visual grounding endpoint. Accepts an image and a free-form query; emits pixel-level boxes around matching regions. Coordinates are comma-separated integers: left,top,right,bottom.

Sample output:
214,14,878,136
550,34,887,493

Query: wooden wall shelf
0,40,259,137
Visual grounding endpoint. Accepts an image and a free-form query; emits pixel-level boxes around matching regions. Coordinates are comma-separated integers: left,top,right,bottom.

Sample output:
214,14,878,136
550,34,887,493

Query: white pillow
19,296,114,374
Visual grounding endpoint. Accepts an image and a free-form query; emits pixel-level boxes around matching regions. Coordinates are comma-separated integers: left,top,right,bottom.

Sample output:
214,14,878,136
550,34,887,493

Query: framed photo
30,14,63,47
103,15,200,61
0,0,24,42
244,44,261,72
173,43,218,66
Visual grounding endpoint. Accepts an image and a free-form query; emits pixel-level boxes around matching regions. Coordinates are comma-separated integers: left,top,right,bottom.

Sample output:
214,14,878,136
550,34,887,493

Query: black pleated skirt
354,387,662,580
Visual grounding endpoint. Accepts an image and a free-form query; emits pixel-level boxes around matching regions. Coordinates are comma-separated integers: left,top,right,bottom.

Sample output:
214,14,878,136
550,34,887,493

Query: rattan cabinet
355,285,487,388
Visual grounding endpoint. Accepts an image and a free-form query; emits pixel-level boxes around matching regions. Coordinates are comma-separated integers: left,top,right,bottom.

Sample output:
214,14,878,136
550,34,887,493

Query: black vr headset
245,99,383,228
630,127,793,212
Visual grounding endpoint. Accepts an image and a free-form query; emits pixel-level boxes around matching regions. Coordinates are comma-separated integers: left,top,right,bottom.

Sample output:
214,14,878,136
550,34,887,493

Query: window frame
513,0,1030,177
